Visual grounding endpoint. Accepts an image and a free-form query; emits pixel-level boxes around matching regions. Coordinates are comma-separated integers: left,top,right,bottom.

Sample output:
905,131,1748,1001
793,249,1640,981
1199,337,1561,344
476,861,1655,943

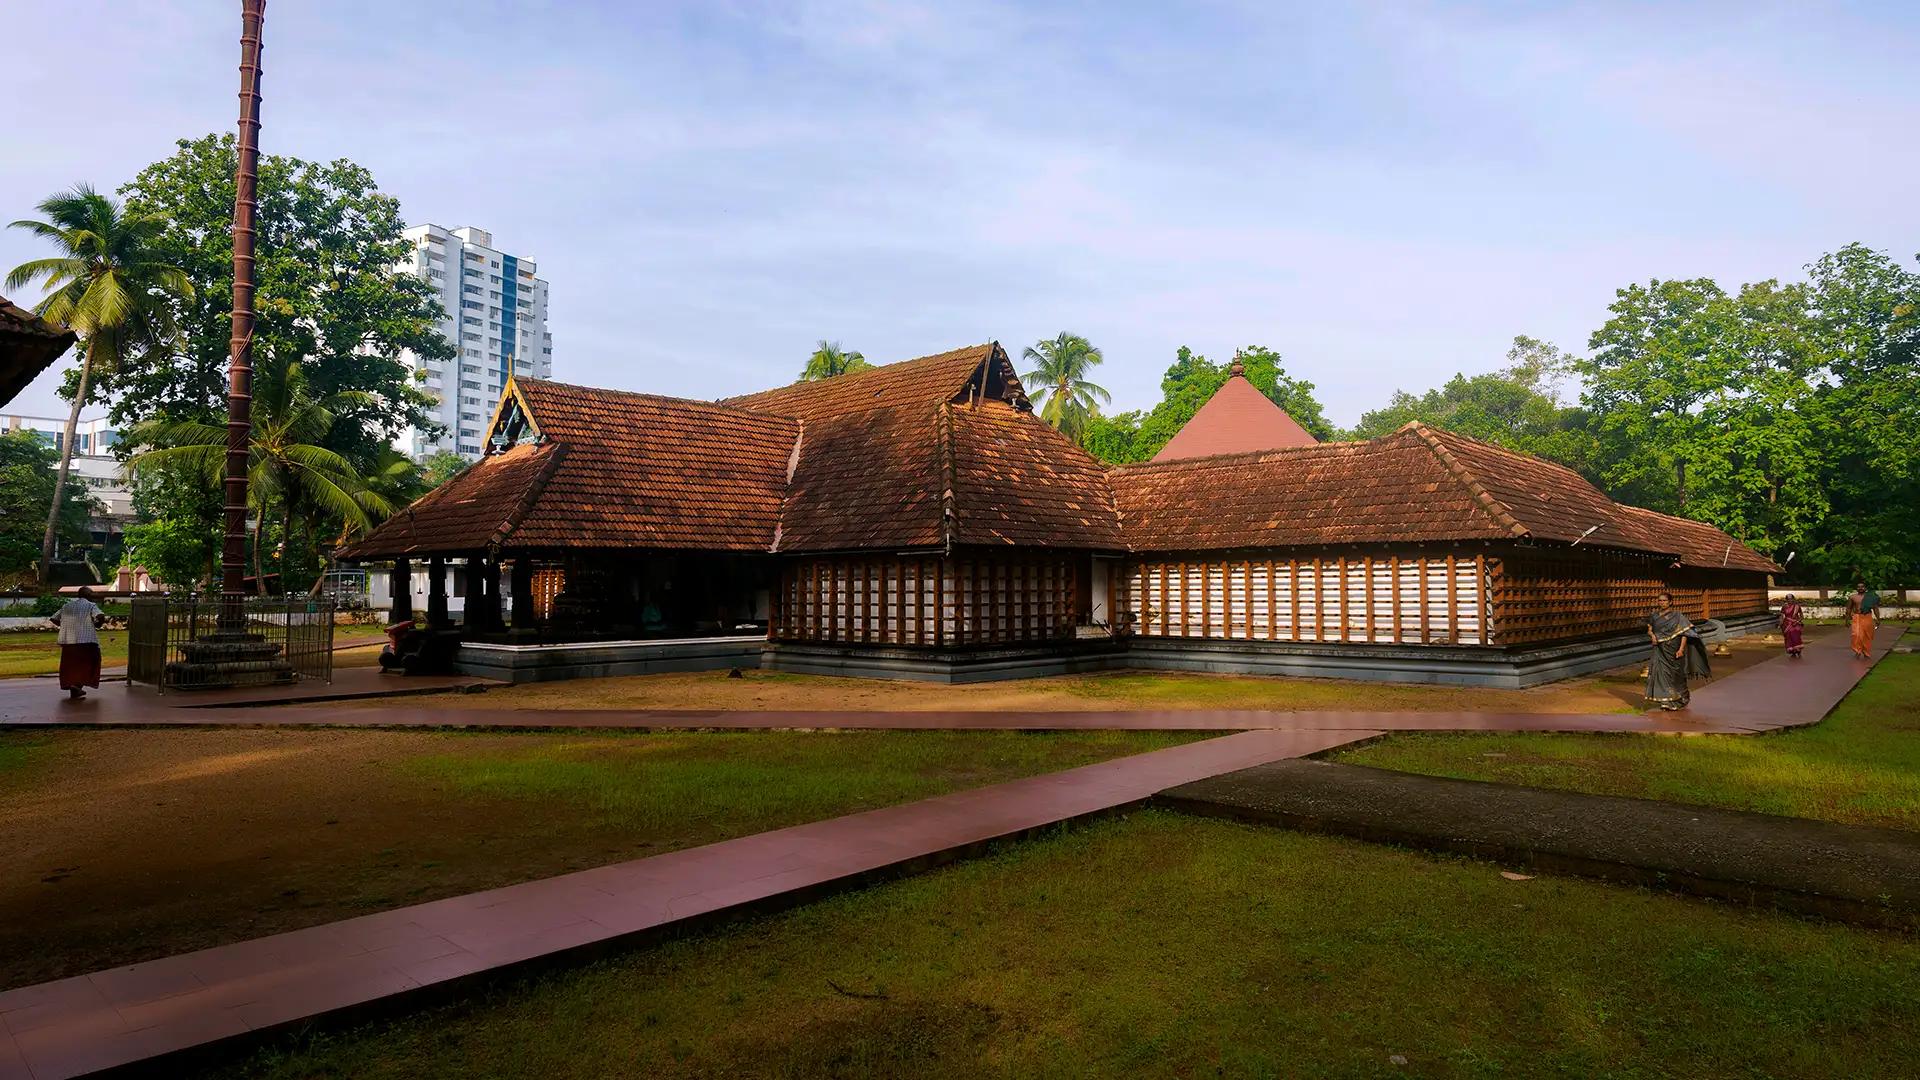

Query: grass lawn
337,630,1801,715
0,624,388,678
0,727,1195,989
228,810,1920,1079
1336,652,1920,831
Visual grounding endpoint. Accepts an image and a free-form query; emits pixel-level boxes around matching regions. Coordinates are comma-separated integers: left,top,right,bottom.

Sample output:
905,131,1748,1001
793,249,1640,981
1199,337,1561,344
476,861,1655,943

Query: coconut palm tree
7,185,193,583
1021,332,1111,444
128,355,392,593
800,340,872,381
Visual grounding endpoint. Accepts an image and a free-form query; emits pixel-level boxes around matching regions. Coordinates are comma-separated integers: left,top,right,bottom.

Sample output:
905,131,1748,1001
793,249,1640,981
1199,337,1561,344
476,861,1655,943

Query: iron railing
127,593,336,692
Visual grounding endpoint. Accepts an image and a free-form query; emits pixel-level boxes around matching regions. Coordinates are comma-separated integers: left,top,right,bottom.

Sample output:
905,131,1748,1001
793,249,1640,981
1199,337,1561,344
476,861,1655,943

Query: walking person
1777,594,1805,659
1645,592,1710,711
48,587,105,700
1846,581,1879,660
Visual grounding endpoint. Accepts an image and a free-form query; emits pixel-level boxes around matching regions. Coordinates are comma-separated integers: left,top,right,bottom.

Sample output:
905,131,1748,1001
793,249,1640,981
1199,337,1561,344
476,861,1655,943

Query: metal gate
125,593,337,692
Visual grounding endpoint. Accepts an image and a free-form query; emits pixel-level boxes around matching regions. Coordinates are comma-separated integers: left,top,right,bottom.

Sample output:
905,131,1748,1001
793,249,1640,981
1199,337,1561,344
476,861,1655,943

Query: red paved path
0,624,1903,1078
0,729,1362,1080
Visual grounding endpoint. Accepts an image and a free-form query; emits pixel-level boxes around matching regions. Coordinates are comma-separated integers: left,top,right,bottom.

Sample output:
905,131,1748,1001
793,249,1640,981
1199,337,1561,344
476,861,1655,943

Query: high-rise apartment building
397,224,552,460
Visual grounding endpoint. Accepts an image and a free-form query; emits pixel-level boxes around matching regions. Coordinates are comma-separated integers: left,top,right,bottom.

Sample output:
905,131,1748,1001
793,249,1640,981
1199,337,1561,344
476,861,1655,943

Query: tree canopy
799,341,870,381
1021,332,1110,444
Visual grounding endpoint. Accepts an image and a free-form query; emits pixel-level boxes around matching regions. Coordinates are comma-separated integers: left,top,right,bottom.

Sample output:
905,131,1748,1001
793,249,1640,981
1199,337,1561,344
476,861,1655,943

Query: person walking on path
48,587,105,700
1846,582,1879,660
1645,592,1710,711
1778,595,1806,659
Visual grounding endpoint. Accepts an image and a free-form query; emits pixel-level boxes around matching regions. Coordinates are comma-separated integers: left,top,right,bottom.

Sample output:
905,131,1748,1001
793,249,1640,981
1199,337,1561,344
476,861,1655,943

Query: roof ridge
519,377,787,422
723,342,995,410
1403,422,1530,539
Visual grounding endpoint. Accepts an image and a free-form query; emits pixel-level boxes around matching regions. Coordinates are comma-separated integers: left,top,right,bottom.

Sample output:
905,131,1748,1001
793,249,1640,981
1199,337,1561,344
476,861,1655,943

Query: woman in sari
1777,595,1805,659
1846,582,1877,659
1646,592,1709,711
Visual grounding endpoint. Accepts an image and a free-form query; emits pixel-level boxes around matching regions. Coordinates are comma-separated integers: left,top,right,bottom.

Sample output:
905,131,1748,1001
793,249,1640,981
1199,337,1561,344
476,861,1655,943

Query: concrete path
1160,759,1920,929
1,625,1900,734
0,728,1363,1080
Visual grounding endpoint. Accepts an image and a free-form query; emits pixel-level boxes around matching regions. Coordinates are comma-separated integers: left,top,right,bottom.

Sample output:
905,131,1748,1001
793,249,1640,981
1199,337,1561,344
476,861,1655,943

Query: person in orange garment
1845,581,1879,660
48,586,105,700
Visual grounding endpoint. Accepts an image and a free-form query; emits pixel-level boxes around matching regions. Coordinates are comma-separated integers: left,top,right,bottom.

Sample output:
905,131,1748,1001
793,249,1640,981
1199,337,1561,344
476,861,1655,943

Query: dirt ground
0,726,1183,990
341,628,1810,714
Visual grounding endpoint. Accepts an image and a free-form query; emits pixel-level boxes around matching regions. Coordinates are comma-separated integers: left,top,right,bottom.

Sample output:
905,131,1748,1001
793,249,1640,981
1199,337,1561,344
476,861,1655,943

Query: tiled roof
506,380,799,551
776,403,946,552
343,352,1774,575
947,401,1123,549
1616,505,1779,573
0,293,77,409
1112,422,1773,571
1114,429,1511,551
1150,369,1317,462
339,442,564,557
724,343,1008,422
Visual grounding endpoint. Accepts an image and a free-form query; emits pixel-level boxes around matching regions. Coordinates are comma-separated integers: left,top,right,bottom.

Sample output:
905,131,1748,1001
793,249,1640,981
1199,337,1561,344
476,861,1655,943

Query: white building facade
1,413,133,546
397,224,552,460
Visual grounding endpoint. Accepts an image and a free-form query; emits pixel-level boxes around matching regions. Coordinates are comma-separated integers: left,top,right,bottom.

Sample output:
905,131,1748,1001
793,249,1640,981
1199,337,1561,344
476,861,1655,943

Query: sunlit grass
230,811,1920,1079
399,730,1203,837
1338,653,1920,829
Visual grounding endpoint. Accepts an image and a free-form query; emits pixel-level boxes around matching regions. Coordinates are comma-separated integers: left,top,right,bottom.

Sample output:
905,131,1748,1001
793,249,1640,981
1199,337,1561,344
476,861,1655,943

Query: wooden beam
1290,558,1300,642
1476,552,1489,645
934,557,946,646
1312,557,1323,642
1179,561,1190,637
1266,558,1277,641
1199,559,1211,638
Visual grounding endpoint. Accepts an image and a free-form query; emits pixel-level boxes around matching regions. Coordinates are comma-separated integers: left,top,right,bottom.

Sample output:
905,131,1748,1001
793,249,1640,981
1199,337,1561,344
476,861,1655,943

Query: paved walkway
0,623,1903,1078
0,665,493,725
0,729,1363,1080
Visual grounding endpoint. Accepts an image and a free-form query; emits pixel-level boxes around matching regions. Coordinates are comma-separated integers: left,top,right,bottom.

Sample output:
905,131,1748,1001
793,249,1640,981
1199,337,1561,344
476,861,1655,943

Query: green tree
1579,279,1733,510
129,355,393,593
0,430,96,586
1351,336,1597,476
799,340,871,381
421,449,469,488
1796,244,1920,582
108,135,449,470
121,517,215,592
6,184,192,583
1020,332,1111,444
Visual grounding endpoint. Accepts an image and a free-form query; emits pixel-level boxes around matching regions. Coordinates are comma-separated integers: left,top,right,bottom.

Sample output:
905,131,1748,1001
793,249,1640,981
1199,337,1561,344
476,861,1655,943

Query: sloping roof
725,343,1007,422
1150,366,1317,462
1112,421,1772,570
343,380,799,557
1114,428,1513,551
776,403,946,552
0,294,76,408
947,400,1122,548
1616,505,1779,573
339,442,565,557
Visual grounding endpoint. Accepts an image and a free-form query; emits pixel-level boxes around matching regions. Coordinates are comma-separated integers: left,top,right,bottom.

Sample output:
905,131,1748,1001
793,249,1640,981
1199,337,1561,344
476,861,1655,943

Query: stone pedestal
165,632,296,690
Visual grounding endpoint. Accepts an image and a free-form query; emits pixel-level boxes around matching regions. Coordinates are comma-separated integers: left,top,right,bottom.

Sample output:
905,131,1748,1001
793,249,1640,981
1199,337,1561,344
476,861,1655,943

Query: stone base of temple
453,635,765,684
1124,612,1777,689
164,633,297,690
760,639,1129,684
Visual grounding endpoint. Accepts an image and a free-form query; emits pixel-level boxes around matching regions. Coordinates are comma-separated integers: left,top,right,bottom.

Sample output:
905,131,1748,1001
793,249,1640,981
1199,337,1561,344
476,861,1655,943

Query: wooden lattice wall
1494,554,1771,646
773,552,1079,646
1117,552,1490,646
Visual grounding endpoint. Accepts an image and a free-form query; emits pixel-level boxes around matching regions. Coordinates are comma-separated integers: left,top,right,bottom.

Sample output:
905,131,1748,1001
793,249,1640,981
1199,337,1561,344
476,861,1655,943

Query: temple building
341,343,1775,686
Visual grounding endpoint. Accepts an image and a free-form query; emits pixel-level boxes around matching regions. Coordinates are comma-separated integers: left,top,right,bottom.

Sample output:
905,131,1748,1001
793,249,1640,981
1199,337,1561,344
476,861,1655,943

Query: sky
3,0,1916,428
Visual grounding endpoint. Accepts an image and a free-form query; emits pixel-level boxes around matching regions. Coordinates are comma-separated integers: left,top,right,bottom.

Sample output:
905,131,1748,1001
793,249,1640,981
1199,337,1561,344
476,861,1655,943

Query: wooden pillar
1362,555,1375,643
1476,553,1489,645
1445,553,1459,643
1336,556,1348,642
390,557,413,623
510,557,534,631
1290,558,1300,642
934,557,947,646
427,555,449,628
